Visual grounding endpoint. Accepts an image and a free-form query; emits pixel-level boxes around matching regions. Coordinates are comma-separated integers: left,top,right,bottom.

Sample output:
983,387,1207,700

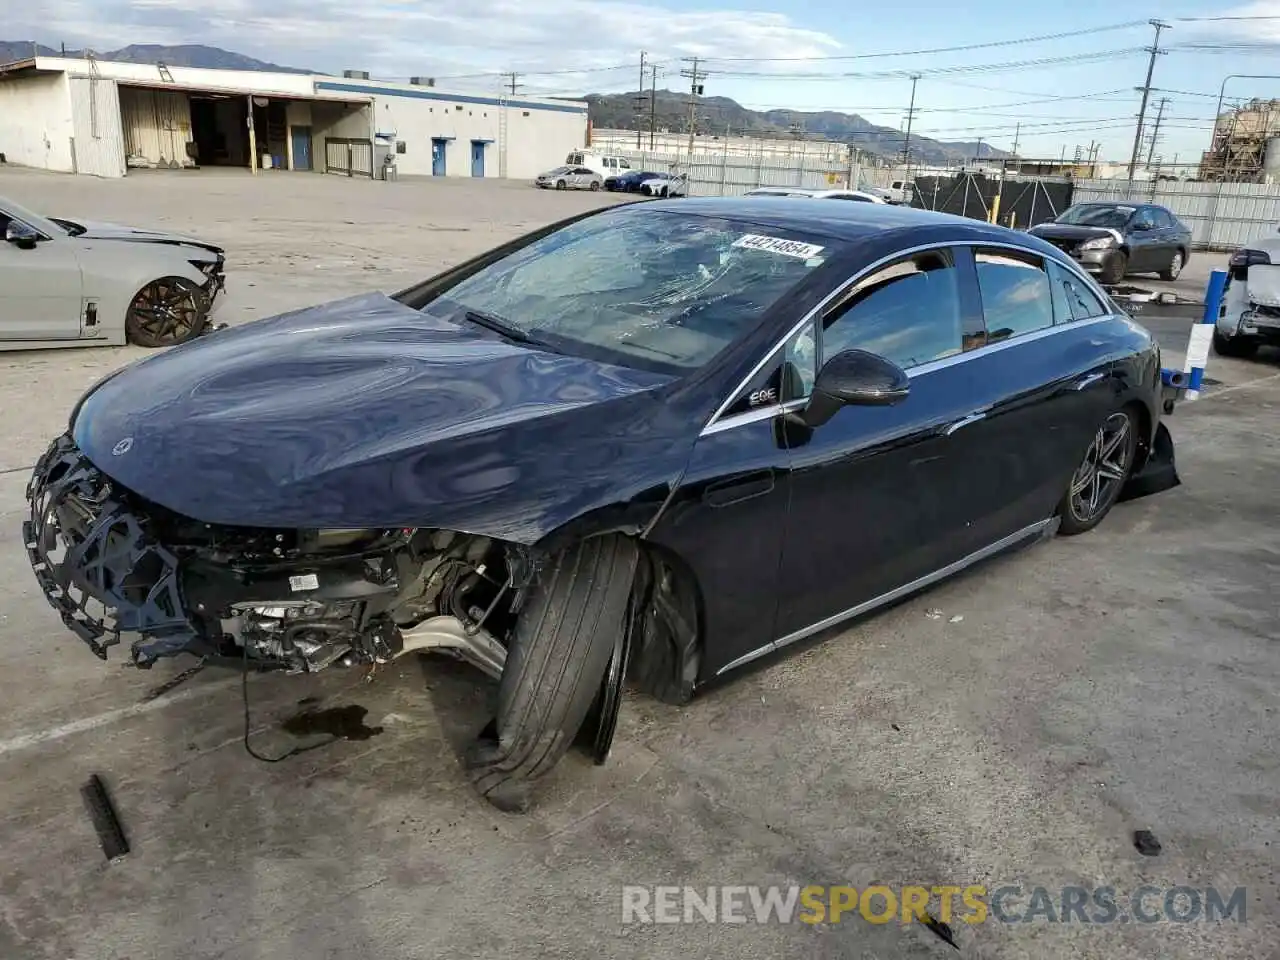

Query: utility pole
1011,122,1021,174
504,72,522,96
649,63,659,150
1145,96,1169,168
681,57,707,164
1127,19,1170,185
634,51,647,149
900,74,920,177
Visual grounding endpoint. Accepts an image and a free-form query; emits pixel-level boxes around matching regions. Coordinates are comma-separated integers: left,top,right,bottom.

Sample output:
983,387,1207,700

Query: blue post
1184,268,1228,400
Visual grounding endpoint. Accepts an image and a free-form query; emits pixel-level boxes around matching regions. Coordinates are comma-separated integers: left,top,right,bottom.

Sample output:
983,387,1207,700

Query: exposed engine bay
24,434,532,680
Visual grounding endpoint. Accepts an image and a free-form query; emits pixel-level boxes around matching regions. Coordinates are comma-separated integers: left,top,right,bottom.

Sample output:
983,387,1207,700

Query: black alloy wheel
125,277,209,348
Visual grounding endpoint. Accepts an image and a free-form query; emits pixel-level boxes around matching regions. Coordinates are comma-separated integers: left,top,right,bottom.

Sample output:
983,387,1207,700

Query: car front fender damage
23,434,700,712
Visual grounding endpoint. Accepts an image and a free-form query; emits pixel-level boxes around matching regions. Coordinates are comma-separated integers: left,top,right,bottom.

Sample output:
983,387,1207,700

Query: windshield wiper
462,309,548,348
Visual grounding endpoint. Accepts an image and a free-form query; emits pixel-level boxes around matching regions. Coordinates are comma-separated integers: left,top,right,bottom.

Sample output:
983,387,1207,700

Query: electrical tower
649,63,661,150
900,74,920,175
680,57,708,163
634,52,647,149
1127,19,1170,185
1145,96,1170,170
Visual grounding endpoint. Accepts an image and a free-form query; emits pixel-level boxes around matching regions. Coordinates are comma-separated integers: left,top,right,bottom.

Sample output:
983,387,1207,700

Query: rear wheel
589,180,600,191
1099,251,1128,285
125,277,208,348
466,535,639,812
1213,326,1259,358
1056,408,1138,535
1159,249,1185,281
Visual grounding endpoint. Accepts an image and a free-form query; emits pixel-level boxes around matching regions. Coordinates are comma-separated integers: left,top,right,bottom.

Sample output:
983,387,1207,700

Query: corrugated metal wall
1072,178,1280,250
120,87,193,167
604,148,849,196
67,76,126,178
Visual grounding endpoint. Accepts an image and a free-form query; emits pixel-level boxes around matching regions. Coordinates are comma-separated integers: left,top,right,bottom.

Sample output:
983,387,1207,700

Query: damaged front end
24,434,523,679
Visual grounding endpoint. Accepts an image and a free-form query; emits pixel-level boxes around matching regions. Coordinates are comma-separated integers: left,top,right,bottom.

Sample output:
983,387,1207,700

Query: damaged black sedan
25,199,1179,811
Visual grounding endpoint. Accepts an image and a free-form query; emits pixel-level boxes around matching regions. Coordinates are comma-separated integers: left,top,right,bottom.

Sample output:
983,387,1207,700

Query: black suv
1028,202,1191,285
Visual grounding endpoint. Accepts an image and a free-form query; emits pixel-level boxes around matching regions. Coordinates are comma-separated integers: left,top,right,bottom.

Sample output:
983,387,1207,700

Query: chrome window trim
700,237,1116,439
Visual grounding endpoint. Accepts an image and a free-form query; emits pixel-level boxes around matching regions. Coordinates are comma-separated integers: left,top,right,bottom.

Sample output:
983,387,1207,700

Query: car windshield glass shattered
1057,204,1134,228
425,208,838,372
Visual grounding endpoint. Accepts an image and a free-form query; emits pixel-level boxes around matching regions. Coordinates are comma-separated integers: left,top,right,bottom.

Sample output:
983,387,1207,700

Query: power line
700,20,1150,63
711,48,1147,81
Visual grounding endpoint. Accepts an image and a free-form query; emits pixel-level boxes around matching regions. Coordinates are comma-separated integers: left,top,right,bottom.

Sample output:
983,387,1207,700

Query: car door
574,167,594,188
1150,207,1179,271
773,244,993,642
0,211,84,341
645,352,795,677
1125,207,1160,272
951,245,1119,548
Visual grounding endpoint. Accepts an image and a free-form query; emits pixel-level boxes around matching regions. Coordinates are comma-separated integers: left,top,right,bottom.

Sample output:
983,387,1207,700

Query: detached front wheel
125,277,209,348
1057,408,1138,535
467,535,639,812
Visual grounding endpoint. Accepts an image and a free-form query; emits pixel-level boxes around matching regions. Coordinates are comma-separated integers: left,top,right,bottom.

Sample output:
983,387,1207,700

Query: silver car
534,166,603,191
0,195,225,351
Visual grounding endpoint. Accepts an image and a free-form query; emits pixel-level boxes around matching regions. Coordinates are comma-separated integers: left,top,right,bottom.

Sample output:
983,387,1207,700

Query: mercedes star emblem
112,437,134,456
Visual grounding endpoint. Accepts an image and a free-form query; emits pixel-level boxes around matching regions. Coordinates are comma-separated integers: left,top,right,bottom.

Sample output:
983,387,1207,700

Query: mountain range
583,89,1008,165
1,41,1007,163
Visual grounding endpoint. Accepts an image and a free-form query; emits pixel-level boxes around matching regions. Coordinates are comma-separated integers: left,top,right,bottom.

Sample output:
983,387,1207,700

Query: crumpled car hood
59,217,224,255
71,292,689,541
1027,223,1120,243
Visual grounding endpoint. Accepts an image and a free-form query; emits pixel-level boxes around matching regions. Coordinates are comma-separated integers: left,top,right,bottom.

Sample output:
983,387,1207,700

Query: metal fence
603,148,853,197
1072,178,1280,250
324,138,373,179
912,173,1072,228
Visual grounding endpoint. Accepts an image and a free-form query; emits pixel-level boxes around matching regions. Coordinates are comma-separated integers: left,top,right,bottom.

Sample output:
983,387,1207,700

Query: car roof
642,195,1037,245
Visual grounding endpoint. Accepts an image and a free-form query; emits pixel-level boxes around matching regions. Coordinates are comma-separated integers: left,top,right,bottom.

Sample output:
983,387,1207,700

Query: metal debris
81,774,129,862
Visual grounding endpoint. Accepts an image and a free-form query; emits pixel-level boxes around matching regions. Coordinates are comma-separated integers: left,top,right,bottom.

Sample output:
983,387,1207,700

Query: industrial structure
1199,98,1280,183
0,56,587,180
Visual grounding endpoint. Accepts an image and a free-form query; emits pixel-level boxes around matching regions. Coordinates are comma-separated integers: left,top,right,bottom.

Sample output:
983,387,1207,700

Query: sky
9,0,1280,163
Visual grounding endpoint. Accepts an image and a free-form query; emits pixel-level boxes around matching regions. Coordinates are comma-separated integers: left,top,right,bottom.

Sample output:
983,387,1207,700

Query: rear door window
1047,260,1109,321
973,248,1055,342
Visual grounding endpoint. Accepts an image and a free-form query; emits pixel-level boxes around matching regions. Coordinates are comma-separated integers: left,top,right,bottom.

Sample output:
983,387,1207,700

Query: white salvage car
639,173,688,198
0,195,226,351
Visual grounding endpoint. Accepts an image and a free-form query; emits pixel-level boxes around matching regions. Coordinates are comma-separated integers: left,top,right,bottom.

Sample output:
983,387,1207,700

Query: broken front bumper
22,434,202,665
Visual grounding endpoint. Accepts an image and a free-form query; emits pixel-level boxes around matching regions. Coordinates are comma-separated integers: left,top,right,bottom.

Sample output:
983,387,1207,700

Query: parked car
604,170,663,192
1215,225,1280,358
639,173,688,197
744,187,887,203
0,194,225,350
534,166,603,191
25,199,1179,813
1027,202,1191,285
885,179,916,205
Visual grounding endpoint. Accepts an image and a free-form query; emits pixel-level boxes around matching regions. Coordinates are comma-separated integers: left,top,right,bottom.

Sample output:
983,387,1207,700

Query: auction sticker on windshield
733,234,826,260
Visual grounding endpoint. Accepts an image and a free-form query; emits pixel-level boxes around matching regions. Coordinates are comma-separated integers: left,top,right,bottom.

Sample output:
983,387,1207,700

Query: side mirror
793,349,910,428
5,220,39,249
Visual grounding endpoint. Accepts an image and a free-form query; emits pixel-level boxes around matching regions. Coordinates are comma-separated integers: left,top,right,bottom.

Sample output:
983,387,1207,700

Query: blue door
431,139,447,176
470,141,486,177
290,126,312,171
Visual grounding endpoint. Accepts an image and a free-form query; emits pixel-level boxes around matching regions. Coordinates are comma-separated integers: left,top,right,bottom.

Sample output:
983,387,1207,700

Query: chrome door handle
1074,372,1106,391
943,411,987,436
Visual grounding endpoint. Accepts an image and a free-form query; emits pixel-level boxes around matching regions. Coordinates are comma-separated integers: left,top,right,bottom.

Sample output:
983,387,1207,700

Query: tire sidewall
125,277,209,348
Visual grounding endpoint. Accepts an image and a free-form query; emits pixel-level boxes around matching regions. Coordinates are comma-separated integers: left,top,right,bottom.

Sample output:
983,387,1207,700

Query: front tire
555,179,566,190
1056,408,1139,535
1160,249,1185,281
1213,326,1259,358
125,277,209,348
1099,250,1128,285
466,535,639,812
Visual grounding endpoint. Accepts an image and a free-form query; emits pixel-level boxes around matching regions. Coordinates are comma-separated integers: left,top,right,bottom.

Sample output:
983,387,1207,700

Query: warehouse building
0,56,588,181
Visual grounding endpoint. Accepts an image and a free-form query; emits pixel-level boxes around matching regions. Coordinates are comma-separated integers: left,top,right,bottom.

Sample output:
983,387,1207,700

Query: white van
566,152,633,179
